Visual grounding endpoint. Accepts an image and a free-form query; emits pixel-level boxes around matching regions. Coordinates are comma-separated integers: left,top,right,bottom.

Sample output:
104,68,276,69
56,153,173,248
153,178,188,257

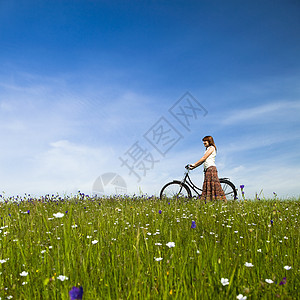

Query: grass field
0,193,299,299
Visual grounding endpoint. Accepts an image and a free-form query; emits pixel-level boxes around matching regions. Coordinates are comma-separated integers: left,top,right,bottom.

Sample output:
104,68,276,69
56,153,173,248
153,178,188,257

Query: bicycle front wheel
219,179,237,200
160,181,192,200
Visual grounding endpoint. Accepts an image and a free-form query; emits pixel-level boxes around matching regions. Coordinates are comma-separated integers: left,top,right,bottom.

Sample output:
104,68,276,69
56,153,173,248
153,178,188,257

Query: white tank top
203,146,216,170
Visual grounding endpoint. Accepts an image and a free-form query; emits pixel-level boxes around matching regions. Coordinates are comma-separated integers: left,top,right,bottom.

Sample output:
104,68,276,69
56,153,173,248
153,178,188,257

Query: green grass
0,194,299,299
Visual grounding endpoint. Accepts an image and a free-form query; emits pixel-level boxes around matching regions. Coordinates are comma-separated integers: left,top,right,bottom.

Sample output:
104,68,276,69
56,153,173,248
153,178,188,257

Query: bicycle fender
172,180,186,185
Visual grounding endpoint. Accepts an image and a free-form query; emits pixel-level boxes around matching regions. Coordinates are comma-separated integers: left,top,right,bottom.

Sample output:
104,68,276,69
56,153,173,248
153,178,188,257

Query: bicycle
160,165,237,200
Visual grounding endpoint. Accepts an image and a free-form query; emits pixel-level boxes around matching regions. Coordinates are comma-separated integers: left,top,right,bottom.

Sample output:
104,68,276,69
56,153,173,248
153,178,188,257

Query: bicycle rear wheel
160,181,192,200
219,179,237,200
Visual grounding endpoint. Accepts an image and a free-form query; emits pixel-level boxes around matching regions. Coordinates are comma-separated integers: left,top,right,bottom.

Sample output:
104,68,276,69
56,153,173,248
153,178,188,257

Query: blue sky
0,0,299,199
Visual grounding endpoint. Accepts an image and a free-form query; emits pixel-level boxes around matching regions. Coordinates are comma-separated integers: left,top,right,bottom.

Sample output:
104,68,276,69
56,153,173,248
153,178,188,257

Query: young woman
189,136,226,201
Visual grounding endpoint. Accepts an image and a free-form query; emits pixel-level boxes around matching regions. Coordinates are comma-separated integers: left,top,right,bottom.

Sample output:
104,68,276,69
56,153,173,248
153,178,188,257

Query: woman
189,136,226,201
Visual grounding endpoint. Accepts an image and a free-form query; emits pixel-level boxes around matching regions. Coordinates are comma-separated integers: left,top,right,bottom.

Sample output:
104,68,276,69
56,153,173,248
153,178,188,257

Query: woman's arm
190,147,214,169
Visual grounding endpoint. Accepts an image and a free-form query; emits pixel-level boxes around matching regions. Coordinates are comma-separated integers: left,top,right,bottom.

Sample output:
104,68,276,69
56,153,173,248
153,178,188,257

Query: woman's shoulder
205,146,215,153
208,145,216,153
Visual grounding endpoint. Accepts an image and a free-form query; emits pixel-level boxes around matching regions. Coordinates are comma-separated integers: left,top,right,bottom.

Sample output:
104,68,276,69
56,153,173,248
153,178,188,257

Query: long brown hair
202,136,217,152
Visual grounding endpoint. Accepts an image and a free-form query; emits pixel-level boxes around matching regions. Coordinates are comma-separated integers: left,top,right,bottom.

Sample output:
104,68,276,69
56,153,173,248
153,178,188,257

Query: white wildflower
57,275,68,281
0,259,8,264
265,279,274,284
53,212,64,218
154,257,163,261
166,242,175,248
221,278,229,286
244,262,254,267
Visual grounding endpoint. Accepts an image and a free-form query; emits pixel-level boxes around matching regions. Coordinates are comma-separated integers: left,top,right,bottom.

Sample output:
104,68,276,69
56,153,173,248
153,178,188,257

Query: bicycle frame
178,168,231,198
178,168,202,197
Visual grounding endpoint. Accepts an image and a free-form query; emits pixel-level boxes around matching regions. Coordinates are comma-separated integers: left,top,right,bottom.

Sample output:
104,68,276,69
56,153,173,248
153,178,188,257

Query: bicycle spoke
160,182,191,200
220,179,237,200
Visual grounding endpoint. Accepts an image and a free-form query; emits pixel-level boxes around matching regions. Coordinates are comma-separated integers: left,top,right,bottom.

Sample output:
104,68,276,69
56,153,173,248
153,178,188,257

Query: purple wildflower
279,277,287,285
69,286,83,300
27,210,30,214
159,210,162,214
191,221,196,229
240,185,246,200
270,219,273,225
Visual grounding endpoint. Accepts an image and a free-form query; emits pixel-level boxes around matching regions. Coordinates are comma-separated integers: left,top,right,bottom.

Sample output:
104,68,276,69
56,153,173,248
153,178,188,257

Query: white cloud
0,70,299,199
219,132,300,155
221,101,300,126
227,163,300,199
0,139,118,196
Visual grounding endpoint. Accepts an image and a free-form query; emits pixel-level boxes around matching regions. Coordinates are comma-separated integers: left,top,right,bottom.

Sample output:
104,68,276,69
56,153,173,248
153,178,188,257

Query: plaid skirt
200,166,226,201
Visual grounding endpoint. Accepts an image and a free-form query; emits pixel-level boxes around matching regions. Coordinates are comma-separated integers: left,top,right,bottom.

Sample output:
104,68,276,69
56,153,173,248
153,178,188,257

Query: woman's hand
189,164,196,170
